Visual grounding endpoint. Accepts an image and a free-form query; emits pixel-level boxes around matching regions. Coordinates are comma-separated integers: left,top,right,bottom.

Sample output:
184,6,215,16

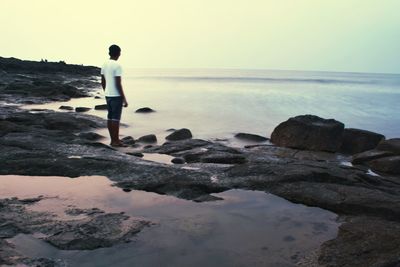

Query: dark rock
234,133,269,142
376,138,400,154
193,194,223,202
126,152,144,158
94,96,102,99
1,82,87,100
340,128,385,154
138,134,157,143
121,136,135,145
65,208,104,216
319,216,400,267
135,107,155,113
75,107,91,112
78,132,104,141
171,157,185,164
352,150,395,165
270,115,344,152
201,154,247,164
368,156,400,175
145,139,210,154
165,128,192,141
94,104,108,110
45,213,150,250
0,56,99,76
59,105,74,111
122,188,132,192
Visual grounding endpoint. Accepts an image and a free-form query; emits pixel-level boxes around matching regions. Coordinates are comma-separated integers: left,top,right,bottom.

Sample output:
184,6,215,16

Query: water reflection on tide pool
1,175,339,267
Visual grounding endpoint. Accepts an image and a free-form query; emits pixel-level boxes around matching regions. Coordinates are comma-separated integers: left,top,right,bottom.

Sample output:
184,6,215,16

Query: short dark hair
109,44,121,57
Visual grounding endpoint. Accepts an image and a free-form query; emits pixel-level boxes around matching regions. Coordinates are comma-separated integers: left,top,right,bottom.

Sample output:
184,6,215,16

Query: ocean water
27,68,400,141
111,68,400,140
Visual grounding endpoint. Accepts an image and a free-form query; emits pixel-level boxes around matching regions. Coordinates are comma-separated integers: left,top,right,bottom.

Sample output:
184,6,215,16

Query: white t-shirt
100,59,123,97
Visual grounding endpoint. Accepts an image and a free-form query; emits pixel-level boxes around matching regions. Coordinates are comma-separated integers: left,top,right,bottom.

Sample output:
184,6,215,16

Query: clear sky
1,0,399,73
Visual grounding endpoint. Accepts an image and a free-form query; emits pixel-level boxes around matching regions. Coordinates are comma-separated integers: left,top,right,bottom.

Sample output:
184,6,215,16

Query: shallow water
24,69,400,143
1,175,339,267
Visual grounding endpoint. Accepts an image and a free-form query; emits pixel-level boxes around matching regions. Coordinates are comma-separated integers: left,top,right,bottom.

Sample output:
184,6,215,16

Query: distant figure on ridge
101,44,128,147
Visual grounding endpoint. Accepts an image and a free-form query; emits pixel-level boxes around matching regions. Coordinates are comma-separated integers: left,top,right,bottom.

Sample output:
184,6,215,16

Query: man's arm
101,75,106,90
115,76,128,107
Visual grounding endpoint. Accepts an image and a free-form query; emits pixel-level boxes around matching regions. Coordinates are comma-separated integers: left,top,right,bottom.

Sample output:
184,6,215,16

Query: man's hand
123,99,128,107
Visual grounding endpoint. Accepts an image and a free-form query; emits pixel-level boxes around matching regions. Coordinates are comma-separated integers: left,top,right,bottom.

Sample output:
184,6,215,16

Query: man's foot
110,141,127,147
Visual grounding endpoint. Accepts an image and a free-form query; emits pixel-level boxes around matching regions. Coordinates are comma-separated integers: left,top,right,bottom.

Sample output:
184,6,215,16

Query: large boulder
340,128,385,154
270,115,344,152
376,138,400,154
165,128,192,141
137,134,157,143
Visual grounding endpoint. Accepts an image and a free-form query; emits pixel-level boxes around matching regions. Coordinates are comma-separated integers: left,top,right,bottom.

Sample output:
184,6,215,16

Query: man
101,44,128,147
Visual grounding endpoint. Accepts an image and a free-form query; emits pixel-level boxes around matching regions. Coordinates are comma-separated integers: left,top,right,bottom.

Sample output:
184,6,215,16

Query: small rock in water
165,128,192,141
75,107,91,112
126,152,144,158
59,105,73,110
94,104,108,110
121,136,135,145
94,96,102,99
234,133,269,142
171,157,185,164
135,107,155,113
138,134,157,143
122,188,132,192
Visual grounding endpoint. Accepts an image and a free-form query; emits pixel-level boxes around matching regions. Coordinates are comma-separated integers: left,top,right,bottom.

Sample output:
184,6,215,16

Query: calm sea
119,68,400,140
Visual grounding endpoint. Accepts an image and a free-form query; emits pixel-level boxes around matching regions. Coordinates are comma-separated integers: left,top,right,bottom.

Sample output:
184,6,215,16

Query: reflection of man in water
101,44,128,147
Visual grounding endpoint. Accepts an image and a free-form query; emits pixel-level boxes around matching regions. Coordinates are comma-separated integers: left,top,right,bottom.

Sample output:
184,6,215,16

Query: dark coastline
1,57,400,266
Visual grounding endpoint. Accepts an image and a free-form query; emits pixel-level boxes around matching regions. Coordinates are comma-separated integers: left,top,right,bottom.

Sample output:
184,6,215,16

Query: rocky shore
1,57,399,266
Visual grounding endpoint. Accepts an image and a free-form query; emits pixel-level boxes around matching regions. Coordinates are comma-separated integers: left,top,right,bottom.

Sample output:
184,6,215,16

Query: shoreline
1,57,400,266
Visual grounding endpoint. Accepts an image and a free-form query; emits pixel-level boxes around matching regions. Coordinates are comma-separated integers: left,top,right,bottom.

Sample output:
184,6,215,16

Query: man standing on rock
101,44,128,147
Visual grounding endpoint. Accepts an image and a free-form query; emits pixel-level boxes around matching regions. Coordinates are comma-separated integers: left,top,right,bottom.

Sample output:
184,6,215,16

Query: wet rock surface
1,58,400,266
351,138,400,175
0,197,150,265
318,216,400,267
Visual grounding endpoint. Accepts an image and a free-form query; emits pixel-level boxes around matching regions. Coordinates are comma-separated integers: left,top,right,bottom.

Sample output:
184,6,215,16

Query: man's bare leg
110,121,123,146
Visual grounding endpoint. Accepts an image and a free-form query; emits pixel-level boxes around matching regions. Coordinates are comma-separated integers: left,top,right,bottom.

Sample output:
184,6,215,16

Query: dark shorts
106,96,123,121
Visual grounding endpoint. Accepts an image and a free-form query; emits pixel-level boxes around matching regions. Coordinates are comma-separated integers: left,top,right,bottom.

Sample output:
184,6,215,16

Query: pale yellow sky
1,0,399,73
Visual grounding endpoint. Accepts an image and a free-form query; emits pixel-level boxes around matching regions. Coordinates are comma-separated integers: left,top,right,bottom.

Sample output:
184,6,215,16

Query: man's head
109,44,121,59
